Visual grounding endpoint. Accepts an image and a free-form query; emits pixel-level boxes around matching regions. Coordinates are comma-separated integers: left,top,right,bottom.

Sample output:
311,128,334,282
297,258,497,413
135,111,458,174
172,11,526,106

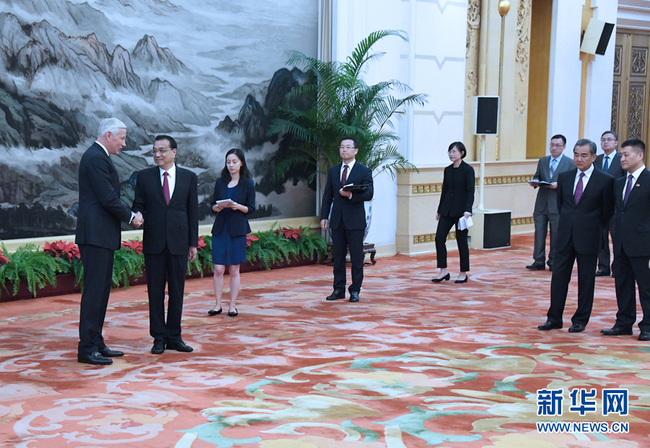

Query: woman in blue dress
208,149,255,317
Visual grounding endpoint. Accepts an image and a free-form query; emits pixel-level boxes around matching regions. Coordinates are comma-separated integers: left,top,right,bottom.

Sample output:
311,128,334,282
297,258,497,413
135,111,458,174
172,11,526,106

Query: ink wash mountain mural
0,0,318,239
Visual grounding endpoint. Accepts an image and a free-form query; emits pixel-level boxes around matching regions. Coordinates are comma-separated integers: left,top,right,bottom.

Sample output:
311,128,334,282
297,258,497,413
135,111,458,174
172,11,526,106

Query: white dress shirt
573,164,595,194
623,165,646,201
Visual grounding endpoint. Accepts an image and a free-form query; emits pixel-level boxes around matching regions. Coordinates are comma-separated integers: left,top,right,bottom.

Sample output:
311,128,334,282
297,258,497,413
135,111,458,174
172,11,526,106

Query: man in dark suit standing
527,134,574,271
76,118,143,365
601,139,650,341
594,131,624,277
132,135,199,354
538,139,614,333
320,137,374,303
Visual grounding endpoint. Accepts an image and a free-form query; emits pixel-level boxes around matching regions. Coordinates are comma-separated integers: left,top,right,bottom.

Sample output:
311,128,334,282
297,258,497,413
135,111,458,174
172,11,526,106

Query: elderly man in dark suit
601,139,650,341
538,139,615,333
594,131,624,277
320,137,374,303
132,135,198,354
527,134,574,271
76,118,143,365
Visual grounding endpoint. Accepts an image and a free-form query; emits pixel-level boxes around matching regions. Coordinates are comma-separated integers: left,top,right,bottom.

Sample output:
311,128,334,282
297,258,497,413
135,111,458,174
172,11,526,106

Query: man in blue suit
320,137,374,303
76,118,143,365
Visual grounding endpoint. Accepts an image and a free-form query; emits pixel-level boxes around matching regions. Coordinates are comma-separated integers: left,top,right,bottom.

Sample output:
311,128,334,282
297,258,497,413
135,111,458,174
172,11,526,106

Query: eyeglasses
601,138,616,142
549,144,565,148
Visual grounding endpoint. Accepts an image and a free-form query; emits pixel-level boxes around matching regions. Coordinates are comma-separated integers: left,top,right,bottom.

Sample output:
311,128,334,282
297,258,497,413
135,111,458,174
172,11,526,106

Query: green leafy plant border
0,225,327,298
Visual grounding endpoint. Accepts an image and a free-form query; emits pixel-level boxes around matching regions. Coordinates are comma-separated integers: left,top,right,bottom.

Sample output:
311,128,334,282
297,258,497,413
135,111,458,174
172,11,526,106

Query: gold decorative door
612,32,650,145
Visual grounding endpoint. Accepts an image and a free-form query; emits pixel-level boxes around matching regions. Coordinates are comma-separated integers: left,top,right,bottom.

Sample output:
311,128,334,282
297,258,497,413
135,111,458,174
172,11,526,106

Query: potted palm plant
267,30,426,238
268,29,426,182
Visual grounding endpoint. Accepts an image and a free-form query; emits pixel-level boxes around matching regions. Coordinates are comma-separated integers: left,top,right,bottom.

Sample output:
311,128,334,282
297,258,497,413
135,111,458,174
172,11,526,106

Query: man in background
601,139,650,341
538,139,614,333
526,134,574,271
320,137,373,303
132,135,198,355
594,131,624,277
76,118,143,365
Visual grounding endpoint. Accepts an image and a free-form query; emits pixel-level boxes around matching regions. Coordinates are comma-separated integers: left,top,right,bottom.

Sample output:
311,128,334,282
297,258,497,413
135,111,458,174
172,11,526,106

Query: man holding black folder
527,134,574,271
320,137,374,302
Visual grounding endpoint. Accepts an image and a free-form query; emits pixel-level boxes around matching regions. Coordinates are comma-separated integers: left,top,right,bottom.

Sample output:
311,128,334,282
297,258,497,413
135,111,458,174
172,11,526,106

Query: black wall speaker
472,96,499,135
581,18,615,56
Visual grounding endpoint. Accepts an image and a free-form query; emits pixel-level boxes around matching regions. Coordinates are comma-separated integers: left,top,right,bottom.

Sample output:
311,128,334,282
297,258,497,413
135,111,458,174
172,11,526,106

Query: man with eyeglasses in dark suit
594,131,624,277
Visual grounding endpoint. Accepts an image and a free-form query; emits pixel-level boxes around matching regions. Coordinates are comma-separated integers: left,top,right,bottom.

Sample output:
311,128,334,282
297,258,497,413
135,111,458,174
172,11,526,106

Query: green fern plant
0,243,70,297
246,224,299,269
292,226,328,259
112,246,144,289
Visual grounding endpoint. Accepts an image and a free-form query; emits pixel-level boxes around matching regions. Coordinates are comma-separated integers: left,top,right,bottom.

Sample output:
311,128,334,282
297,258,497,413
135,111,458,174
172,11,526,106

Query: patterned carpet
1,234,649,448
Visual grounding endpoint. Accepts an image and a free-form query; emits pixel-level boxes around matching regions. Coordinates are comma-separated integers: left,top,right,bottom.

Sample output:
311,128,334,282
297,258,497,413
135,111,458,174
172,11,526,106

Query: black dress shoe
601,327,633,336
208,308,223,316
595,269,611,277
639,332,650,341
431,273,450,283
326,290,345,300
526,262,545,270
99,347,124,358
455,276,468,284
538,321,562,330
151,340,165,354
568,323,585,333
349,292,359,302
78,351,113,365
166,340,194,352
228,308,238,317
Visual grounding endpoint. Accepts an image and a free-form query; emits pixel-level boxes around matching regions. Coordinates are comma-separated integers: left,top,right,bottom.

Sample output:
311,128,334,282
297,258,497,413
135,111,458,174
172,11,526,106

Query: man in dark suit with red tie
594,131,624,277
320,137,374,303
538,139,614,333
132,135,199,354
76,118,143,365
601,139,650,341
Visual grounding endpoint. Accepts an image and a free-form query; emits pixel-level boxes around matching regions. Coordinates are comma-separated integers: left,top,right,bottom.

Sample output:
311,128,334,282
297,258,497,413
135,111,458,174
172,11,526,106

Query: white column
548,0,584,154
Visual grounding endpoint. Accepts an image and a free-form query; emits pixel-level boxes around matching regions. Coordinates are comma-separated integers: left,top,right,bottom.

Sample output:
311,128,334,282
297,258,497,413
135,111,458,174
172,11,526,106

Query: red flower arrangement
43,240,80,263
121,240,143,254
0,248,9,265
279,227,303,240
197,236,207,250
246,233,259,247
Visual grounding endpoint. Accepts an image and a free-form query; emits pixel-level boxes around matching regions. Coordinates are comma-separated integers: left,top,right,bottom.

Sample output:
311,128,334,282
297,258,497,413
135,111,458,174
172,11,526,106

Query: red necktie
341,164,349,186
163,171,170,205
574,172,584,203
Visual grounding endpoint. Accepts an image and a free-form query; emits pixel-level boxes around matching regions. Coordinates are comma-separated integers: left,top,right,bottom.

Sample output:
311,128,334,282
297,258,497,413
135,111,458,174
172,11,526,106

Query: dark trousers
613,248,650,332
145,247,188,343
533,211,559,267
331,226,364,293
435,215,470,272
78,244,115,356
547,240,597,326
598,217,616,272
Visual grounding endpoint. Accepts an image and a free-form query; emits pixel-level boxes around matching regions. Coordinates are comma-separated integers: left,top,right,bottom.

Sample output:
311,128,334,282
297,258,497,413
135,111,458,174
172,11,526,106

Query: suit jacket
533,154,574,215
132,166,199,256
614,168,650,257
555,168,615,255
320,161,374,230
75,142,132,250
437,161,475,218
595,152,624,179
211,177,256,237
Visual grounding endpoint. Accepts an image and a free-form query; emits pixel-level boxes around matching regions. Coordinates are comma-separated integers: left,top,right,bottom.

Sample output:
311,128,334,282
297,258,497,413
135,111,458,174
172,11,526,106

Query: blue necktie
603,156,609,172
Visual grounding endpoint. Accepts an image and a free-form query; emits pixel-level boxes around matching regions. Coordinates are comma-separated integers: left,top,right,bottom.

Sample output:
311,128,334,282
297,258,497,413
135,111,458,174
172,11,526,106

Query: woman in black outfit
432,142,475,284
208,149,256,317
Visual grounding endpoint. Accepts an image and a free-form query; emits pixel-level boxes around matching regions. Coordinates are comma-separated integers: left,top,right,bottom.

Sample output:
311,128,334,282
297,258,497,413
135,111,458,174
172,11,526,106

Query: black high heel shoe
228,308,238,317
431,273,451,283
208,308,222,316
455,276,468,284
